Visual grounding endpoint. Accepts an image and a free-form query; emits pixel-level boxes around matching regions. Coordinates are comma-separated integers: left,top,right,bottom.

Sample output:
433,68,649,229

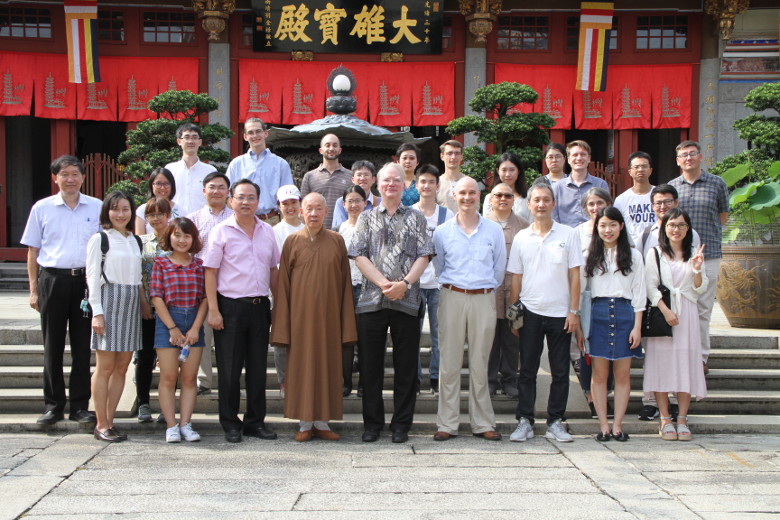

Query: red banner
341,62,369,122
157,58,199,94
525,66,575,129
494,64,538,114
238,59,284,124
610,66,651,130
34,55,77,120
282,62,327,125
367,63,412,127
76,80,116,121
650,64,692,129
0,53,34,117
113,57,158,122
411,62,454,126
573,90,612,129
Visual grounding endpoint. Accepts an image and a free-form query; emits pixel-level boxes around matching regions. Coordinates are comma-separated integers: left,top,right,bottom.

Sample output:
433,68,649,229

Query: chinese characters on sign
251,1,442,54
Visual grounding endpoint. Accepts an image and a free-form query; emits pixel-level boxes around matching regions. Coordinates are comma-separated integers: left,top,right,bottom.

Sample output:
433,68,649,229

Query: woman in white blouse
482,152,531,222
86,191,143,442
581,207,646,442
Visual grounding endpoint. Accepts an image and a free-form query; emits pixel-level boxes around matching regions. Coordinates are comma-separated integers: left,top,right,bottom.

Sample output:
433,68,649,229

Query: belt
234,296,269,305
42,267,85,277
442,284,493,295
257,209,279,220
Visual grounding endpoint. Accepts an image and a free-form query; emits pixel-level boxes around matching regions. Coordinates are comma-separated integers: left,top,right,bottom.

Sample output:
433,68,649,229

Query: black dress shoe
391,430,409,443
356,386,364,398
342,385,352,397
361,430,379,442
108,427,128,441
69,409,96,423
37,410,64,425
94,428,121,442
502,384,519,398
244,427,278,440
197,385,211,396
225,429,242,443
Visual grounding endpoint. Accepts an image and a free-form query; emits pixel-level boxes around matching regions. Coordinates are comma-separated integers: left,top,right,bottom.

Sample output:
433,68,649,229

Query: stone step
628,368,780,391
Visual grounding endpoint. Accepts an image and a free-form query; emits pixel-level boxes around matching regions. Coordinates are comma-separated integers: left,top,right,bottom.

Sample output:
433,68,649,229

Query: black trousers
488,318,520,389
134,317,157,406
358,308,420,433
37,268,92,414
515,309,572,425
214,294,270,433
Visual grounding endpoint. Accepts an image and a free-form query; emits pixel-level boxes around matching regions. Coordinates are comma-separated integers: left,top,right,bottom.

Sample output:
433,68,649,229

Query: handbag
642,247,673,338
507,299,525,329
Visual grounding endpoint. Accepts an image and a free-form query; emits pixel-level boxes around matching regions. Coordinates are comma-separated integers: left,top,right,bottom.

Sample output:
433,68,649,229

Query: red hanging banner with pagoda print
0,52,34,117
650,64,691,129
494,64,538,115
367,63,412,127
523,66,575,130
610,66,651,130
573,90,612,129
239,59,284,124
157,58,199,95
114,57,158,122
34,54,76,120
76,80,116,121
336,62,369,122
281,62,327,125
411,62,454,127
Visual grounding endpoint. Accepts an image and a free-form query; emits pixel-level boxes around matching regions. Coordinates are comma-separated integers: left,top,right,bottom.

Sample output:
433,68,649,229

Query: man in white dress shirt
168,123,217,216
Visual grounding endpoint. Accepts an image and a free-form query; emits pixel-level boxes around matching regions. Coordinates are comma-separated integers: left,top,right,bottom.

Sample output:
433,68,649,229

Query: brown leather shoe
294,429,314,442
474,430,502,441
313,427,340,441
433,431,456,441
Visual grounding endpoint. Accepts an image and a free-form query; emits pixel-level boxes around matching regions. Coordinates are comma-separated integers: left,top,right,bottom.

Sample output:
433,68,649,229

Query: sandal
659,417,677,441
612,431,630,442
595,431,612,442
676,416,692,441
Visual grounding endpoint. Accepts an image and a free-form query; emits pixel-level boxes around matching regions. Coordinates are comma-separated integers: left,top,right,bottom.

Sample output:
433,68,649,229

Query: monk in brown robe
271,192,358,442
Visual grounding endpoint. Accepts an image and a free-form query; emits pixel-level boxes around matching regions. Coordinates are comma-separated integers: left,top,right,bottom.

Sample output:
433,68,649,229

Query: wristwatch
403,279,412,291
569,309,581,316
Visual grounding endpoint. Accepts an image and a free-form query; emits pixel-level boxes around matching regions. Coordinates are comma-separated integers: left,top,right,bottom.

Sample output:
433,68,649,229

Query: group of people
23,119,728,445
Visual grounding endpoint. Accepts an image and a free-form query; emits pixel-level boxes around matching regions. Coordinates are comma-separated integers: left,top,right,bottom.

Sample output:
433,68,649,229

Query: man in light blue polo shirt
226,117,293,225
552,140,609,227
432,177,505,442
21,155,102,426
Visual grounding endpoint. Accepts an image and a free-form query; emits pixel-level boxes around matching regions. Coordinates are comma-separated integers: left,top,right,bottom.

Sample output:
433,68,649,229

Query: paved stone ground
1,432,778,519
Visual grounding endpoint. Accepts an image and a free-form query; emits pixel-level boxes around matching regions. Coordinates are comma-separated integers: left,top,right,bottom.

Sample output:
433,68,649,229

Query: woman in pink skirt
644,208,707,441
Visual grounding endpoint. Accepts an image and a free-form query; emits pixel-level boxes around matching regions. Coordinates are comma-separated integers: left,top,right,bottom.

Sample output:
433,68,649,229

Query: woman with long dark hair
135,167,181,235
583,207,646,441
482,152,531,221
644,208,707,441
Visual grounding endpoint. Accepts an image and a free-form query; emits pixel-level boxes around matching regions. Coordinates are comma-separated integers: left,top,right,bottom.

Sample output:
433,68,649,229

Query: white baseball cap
277,185,301,203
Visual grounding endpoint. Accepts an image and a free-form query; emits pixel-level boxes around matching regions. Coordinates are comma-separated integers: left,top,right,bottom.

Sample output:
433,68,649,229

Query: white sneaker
165,424,181,443
545,419,573,443
509,418,534,442
179,422,201,442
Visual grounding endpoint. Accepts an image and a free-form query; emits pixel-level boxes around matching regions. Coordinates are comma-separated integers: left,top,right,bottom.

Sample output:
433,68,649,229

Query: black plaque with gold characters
251,0,443,54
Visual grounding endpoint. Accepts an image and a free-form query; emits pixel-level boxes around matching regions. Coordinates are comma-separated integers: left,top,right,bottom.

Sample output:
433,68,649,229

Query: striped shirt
149,256,205,309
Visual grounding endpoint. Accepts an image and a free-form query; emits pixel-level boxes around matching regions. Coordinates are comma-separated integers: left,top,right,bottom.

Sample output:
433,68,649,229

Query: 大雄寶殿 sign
251,1,443,54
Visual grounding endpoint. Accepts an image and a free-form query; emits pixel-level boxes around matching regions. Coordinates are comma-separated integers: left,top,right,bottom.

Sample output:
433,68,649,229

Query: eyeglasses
666,223,689,231
152,182,171,188
492,193,513,199
677,152,700,159
146,213,166,220
652,199,675,207
443,151,462,157
205,184,228,192
233,196,258,203
381,177,403,185
245,129,266,136
630,164,650,171
545,154,564,160
179,135,201,141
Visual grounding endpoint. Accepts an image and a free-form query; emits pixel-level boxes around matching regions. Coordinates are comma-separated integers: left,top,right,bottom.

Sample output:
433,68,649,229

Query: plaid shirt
187,205,234,260
149,256,205,309
348,203,433,317
669,170,729,259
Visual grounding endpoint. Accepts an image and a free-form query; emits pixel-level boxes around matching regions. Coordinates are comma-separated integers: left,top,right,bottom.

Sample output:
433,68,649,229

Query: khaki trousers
436,287,497,434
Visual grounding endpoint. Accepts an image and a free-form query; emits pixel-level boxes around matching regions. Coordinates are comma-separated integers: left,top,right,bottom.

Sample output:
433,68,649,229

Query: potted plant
711,82,780,329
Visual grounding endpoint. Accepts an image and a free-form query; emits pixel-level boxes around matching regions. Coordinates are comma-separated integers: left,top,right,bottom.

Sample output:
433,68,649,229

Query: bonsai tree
711,82,780,244
110,90,234,204
445,82,555,188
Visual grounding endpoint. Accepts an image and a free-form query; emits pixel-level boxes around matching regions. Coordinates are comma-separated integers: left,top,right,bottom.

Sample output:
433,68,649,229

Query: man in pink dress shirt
204,179,280,443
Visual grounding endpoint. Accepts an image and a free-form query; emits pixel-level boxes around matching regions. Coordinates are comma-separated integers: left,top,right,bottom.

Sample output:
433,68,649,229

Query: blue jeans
418,288,440,381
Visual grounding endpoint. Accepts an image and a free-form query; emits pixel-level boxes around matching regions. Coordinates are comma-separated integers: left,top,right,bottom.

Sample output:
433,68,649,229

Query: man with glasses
349,163,433,444
301,133,353,230
167,123,217,216
437,140,465,213
187,172,233,396
552,140,609,227
669,141,729,374
614,151,656,245
204,179,279,443
226,118,293,225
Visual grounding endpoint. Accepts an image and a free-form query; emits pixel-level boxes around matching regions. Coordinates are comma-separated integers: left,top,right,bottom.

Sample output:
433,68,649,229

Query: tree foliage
445,82,554,186
115,90,234,183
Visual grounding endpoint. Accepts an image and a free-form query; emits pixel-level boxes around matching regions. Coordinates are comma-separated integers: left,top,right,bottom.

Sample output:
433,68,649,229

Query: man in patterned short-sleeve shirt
349,163,433,444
